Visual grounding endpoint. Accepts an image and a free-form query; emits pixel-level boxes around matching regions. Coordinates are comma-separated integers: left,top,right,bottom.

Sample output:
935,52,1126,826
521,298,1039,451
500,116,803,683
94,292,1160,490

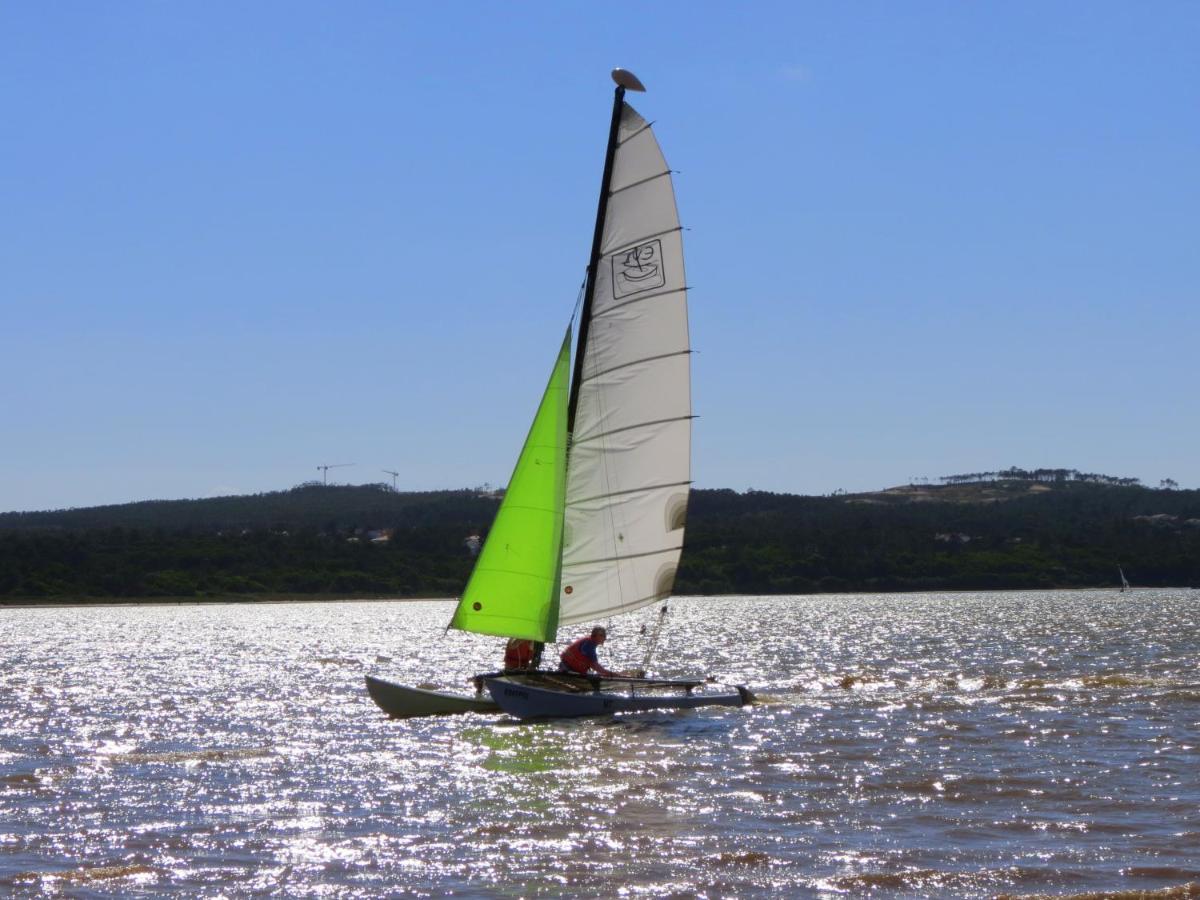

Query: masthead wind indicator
611,68,646,92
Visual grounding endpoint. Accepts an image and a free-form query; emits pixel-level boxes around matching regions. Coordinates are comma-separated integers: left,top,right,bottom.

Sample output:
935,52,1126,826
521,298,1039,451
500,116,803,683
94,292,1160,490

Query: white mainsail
558,101,691,626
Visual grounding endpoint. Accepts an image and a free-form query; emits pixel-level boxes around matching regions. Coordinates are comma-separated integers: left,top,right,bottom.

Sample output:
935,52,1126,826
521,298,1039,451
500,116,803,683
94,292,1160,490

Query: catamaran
365,68,751,720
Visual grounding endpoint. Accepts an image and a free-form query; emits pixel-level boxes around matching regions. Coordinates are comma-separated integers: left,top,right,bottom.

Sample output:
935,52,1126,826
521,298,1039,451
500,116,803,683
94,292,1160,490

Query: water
2,590,1199,898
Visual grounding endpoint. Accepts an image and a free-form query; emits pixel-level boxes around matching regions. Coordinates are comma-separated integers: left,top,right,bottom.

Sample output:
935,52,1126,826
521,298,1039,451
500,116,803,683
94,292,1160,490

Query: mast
559,66,690,626
567,68,646,432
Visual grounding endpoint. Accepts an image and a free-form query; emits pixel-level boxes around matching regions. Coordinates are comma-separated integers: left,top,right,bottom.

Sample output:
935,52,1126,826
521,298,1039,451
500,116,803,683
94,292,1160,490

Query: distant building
934,532,972,544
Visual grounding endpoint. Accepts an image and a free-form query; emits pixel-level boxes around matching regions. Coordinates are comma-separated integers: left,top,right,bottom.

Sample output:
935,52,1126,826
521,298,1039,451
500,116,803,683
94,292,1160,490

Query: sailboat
1119,566,1131,592
365,68,750,720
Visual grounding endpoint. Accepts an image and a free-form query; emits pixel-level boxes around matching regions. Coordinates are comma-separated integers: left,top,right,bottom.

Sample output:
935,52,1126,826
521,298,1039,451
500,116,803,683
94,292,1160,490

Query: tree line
937,467,1150,487
2,480,1198,602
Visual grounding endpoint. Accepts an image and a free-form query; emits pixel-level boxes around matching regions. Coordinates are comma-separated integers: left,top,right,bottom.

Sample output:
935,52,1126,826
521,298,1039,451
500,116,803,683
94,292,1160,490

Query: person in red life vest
558,626,624,677
503,638,542,671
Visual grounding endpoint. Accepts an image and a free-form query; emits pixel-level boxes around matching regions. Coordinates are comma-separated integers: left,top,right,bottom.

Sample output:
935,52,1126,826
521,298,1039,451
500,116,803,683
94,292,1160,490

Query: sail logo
611,240,665,298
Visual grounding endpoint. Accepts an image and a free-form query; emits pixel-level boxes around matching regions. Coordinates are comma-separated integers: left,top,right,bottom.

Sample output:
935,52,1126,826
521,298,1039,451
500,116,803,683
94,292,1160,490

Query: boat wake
755,669,1198,711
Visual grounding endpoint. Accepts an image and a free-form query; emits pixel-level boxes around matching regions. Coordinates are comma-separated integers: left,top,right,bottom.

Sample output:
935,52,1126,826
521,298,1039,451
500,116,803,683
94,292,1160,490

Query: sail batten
610,170,672,196
616,121,654,145
579,350,691,384
563,596,674,621
602,227,684,257
594,287,686,318
559,99,691,627
570,416,694,447
568,480,693,506
565,546,683,567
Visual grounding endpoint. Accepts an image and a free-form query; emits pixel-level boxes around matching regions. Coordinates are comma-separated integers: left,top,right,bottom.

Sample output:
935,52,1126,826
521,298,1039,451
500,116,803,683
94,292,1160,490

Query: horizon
3,465,1191,517
4,3,1197,511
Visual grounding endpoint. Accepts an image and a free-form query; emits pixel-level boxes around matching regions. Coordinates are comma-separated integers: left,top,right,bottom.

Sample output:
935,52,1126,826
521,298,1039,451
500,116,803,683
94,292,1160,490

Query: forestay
559,102,691,625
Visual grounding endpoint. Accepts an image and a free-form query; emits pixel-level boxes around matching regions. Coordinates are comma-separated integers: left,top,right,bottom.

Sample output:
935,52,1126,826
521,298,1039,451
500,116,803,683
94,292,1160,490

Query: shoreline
0,593,453,610
1,585,1194,611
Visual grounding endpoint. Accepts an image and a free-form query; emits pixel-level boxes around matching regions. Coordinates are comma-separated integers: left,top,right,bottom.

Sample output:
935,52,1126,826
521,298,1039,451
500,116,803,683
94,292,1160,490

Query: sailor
503,638,542,671
558,626,623,677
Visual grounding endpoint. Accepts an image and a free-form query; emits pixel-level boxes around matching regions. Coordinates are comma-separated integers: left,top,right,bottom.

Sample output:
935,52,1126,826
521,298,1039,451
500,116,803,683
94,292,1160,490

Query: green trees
674,481,1200,595
1,480,1197,602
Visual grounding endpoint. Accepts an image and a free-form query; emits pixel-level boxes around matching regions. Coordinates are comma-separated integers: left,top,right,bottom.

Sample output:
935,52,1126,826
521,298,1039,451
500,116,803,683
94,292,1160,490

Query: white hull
365,675,499,718
485,674,750,720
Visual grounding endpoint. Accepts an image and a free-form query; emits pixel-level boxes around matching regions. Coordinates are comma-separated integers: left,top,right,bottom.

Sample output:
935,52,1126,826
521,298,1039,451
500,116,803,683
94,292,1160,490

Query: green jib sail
448,329,571,643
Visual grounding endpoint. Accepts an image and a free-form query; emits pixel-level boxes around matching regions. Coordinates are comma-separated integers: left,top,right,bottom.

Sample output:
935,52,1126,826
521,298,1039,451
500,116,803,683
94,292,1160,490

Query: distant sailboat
366,68,750,720
1119,566,1131,593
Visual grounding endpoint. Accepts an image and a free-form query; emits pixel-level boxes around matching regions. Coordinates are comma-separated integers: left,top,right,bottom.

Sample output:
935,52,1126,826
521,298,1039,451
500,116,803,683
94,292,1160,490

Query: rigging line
567,480,692,506
616,119,654,146
603,226,683,258
570,415,695,447
567,545,683,567
640,601,669,672
592,287,687,319
580,350,692,385
608,170,671,197
569,277,586,328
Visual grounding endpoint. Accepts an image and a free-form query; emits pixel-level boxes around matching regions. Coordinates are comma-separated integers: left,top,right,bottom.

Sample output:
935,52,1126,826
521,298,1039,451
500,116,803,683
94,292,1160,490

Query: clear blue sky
2,2,1197,512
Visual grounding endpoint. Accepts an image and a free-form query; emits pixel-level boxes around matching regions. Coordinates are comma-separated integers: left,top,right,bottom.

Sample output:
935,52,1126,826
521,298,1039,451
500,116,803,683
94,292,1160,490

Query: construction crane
381,469,400,491
317,463,354,485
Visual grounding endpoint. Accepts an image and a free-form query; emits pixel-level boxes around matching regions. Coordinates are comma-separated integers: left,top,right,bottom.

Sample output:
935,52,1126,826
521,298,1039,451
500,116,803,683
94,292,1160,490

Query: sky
2,2,1197,512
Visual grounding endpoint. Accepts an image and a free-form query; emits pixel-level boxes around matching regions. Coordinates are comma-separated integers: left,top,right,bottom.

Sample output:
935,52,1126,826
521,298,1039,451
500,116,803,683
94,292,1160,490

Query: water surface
2,590,1199,897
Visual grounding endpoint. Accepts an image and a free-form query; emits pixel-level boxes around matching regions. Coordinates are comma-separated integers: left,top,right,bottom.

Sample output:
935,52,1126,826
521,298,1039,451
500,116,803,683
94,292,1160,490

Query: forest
1,477,1198,602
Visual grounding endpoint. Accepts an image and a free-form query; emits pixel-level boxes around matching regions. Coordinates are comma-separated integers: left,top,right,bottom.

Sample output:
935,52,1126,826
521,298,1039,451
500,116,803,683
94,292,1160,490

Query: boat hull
365,675,499,718
484,675,749,720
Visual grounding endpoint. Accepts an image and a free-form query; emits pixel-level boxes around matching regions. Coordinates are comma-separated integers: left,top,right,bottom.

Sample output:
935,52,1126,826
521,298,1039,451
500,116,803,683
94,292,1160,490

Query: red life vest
504,639,534,670
559,637,594,674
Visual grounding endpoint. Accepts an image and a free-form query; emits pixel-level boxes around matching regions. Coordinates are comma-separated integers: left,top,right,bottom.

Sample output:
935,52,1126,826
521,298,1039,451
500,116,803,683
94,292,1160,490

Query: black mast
567,70,644,432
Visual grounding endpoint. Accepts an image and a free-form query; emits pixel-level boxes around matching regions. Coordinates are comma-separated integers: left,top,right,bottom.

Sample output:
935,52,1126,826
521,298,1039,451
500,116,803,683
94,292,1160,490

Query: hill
2,478,1198,601
0,483,498,533
682,480,1200,594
